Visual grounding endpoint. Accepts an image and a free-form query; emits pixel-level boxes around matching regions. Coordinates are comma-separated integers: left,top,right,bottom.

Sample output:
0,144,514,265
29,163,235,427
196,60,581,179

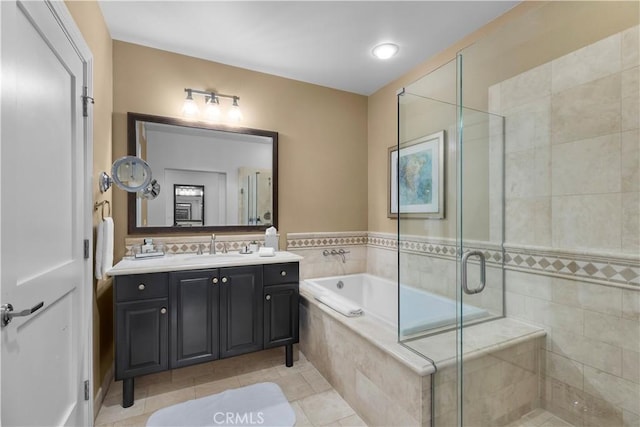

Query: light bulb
204,96,221,121
181,90,199,119
228,97,242,122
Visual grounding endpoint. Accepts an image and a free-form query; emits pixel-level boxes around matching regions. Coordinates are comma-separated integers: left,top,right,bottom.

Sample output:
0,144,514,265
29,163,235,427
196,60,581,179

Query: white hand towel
95,217,114,280
101,217,114,277
300,281,328,298
316,294,363,317
94,220,104,280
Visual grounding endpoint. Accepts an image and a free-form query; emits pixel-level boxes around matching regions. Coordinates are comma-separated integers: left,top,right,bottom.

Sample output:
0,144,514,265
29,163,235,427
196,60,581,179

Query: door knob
1,301,44,327
160,307,167,314
212,277,218,284
138,284,146,291
221,277,228,283
280,271,287,276
265,295,271,301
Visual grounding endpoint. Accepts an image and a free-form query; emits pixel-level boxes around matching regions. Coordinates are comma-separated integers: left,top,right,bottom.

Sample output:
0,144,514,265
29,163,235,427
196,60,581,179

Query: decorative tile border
124,234,273,257
368,232,504,266
286,231,368,249
504,245,640,288
367,232,639,288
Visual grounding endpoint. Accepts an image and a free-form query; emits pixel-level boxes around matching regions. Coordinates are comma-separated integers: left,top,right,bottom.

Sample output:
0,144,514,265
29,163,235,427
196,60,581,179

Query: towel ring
94,200,111,219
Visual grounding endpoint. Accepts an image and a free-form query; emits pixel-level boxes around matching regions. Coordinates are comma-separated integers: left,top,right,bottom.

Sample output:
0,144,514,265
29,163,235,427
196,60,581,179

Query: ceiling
98,1,518,95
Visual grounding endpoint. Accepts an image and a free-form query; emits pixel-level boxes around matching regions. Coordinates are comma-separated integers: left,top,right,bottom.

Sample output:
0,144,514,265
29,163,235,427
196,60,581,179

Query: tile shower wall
492,25,639,255
490,25,640,427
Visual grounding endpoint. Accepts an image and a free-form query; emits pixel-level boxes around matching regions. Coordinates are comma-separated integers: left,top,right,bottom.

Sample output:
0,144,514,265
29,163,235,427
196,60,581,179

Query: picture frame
388,130,445,219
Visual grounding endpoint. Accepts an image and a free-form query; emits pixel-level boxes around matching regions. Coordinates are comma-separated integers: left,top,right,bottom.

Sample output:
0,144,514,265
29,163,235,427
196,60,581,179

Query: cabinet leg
122,377,134,408
285,344,293,367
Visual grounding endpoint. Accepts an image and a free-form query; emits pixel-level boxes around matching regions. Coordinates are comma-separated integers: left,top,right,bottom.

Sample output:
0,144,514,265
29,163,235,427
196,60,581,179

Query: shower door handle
461,250,486,295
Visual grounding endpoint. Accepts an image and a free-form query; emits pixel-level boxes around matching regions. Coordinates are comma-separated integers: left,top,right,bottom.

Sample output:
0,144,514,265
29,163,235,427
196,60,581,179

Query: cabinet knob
221,277,228,283
280,271,287,277
212,277,218,284
160,307,167,314
265,294,271,301
138,284,145,291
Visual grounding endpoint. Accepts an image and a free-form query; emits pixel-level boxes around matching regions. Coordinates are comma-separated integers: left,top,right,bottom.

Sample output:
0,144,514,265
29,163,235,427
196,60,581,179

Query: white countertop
107,251,303,276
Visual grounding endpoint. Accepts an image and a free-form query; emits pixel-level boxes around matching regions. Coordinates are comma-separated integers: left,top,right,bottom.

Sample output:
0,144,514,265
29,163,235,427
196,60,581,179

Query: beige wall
112,41,368,262
65,0,114,400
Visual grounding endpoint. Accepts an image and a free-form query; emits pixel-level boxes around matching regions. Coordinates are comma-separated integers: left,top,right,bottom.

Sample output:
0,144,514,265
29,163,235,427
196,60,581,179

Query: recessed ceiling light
372,43,399,60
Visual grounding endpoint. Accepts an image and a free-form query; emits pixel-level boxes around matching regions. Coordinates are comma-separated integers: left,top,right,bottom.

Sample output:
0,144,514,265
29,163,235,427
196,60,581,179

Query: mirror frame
127,112,278,234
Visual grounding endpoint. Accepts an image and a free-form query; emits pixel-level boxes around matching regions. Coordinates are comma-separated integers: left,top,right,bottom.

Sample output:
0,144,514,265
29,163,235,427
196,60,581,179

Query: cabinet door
169,269,219,369
115,299,168,380
219,266,263,358
264,284,299,348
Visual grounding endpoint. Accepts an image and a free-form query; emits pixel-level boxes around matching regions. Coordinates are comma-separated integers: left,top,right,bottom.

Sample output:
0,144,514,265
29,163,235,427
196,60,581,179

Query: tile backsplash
123,234,274,257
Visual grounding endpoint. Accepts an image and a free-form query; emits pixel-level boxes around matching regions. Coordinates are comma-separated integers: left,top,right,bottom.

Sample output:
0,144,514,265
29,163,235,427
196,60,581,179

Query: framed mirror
127,112,278,234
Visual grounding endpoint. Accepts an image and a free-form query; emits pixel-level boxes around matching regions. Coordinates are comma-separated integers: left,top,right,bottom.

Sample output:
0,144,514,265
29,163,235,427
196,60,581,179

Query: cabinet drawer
264,263,299,285
116,273,169,302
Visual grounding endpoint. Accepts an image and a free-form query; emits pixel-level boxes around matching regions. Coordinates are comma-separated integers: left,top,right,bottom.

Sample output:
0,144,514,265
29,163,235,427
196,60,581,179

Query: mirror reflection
128,113,278,234
174,184,204,227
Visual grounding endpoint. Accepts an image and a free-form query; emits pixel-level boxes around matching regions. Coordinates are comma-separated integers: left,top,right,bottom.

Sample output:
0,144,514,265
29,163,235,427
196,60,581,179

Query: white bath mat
146,382,295,427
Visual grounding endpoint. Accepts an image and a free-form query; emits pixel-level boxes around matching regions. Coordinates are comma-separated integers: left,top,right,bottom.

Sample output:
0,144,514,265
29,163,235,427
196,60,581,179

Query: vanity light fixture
182,88,242,122
372,43,399,60
204,95,221,121
181,89,199,118
228,96,242,122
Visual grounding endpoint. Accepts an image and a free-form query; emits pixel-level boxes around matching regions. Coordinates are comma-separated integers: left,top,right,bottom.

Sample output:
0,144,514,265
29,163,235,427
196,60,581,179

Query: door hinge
84,239,90,259
84,380,90,401
82,86,94,118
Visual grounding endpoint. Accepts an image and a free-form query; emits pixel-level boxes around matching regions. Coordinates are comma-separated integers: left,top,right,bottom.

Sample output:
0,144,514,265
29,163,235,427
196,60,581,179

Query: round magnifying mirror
111,156,152,192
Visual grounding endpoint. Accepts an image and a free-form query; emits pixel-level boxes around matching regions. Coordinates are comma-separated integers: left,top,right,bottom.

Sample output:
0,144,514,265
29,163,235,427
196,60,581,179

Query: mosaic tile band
288,232,640,288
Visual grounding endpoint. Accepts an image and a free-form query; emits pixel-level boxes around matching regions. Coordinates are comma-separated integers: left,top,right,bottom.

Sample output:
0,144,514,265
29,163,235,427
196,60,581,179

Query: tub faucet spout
323,248,350,263
337,248,350,263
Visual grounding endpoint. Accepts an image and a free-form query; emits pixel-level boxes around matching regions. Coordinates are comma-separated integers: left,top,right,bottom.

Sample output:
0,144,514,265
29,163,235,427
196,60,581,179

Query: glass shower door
455,103,505,426
397,56,505,426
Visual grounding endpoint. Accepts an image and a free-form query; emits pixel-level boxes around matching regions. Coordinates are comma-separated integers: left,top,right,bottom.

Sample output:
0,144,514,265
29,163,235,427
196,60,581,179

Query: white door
0,1,92,425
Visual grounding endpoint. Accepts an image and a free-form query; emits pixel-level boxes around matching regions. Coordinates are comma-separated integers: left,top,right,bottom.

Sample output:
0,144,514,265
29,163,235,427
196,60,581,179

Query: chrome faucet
322,248,350,263
209,234,216,255
222,242,228,253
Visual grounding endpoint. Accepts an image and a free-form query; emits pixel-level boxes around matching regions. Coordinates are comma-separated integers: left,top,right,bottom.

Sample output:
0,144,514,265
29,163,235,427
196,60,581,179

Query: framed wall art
388,130,445,219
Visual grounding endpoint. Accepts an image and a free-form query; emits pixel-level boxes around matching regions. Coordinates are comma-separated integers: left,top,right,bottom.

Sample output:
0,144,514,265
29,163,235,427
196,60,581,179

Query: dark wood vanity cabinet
263,264,299,355
169,269,220,369
219,266,264,358
114,262,299,408
115,298,169,378
114,273,169,407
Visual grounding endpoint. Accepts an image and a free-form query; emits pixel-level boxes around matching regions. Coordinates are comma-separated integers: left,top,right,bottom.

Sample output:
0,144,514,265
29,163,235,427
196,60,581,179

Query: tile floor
95,350,573,427
94,350,366,427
